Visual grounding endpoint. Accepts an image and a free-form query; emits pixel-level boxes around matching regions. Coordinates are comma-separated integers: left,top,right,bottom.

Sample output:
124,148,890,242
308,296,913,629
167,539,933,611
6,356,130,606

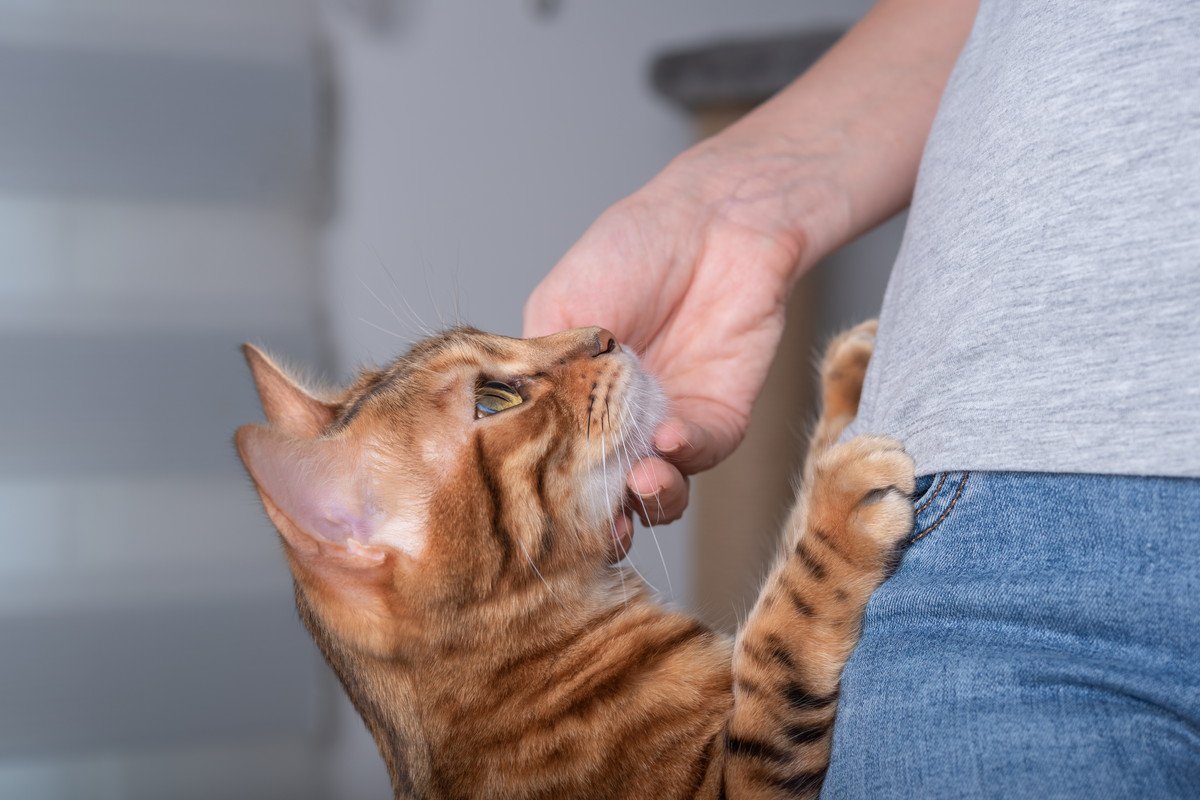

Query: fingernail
629,471,660,496
656,432,683,454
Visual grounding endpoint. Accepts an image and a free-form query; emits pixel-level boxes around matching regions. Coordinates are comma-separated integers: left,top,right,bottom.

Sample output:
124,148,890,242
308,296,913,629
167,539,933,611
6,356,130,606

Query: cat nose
591,328,620,357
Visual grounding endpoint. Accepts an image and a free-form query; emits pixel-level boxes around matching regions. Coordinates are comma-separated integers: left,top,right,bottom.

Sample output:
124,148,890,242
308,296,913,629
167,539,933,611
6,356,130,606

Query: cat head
235,327,664,659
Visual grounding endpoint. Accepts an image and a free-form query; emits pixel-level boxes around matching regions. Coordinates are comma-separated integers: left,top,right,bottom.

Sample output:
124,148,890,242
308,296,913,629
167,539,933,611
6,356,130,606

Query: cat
235,319,914,799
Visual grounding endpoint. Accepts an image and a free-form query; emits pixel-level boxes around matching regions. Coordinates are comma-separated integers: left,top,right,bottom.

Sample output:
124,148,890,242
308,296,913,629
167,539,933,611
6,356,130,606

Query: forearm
666,0,979,277
524,0,978,510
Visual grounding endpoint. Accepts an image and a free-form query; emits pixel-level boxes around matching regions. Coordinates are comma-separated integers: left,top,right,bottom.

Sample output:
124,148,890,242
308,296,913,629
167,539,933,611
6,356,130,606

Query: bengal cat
235,319,914,799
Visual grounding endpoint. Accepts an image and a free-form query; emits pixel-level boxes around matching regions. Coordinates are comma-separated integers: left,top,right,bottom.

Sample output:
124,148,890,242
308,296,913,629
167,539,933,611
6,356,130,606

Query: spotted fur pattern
236,320,913,799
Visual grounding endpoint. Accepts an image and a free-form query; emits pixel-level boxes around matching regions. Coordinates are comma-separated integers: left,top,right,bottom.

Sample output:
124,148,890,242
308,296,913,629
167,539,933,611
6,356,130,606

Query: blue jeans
821,471,1200,798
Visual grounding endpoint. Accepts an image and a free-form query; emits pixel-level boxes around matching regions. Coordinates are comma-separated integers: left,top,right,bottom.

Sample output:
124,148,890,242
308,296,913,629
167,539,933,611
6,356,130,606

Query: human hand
524,139,819,552
524,0,973,553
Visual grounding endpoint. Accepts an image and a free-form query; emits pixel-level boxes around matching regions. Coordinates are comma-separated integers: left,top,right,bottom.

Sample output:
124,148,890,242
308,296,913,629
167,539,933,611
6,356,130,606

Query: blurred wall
0,2,333,798
0,0,899,797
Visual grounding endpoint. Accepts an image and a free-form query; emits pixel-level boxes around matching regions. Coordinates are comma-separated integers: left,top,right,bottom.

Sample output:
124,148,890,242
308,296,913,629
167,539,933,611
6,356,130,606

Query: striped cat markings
236,320,914,799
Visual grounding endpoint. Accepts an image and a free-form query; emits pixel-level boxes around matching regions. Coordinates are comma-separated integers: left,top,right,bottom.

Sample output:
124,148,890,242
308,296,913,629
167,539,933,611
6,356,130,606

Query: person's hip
822,470,1200,799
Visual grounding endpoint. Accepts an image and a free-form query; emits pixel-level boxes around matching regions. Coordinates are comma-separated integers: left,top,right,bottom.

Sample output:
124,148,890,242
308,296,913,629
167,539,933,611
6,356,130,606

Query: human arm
524,0,979,540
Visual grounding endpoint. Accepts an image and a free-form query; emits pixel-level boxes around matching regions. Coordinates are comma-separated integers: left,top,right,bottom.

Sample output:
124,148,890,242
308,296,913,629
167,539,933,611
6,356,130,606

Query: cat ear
242,344,338,437
235,424,411,569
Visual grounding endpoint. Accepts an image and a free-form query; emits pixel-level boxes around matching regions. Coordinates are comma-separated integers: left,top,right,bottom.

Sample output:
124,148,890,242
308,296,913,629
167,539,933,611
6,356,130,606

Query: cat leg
722,434,915,800
807,318,877,461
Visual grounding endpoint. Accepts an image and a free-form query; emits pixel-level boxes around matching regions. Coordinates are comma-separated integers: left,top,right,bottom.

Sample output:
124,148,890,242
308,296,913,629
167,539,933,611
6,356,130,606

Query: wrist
644,0,979,286
656,122,852,284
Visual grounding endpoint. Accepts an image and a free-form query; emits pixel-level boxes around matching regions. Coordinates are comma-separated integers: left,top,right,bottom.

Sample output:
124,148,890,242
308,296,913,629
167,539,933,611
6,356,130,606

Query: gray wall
0,2,332,798
0,0,900,797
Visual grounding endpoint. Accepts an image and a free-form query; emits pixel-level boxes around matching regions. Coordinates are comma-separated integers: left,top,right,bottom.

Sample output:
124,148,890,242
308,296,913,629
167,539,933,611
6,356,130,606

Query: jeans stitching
913,473,948,515
908,471,970,544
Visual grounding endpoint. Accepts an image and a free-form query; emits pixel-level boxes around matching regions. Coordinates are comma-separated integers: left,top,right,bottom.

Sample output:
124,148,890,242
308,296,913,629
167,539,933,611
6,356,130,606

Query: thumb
652,415,741,477
522,292,570,339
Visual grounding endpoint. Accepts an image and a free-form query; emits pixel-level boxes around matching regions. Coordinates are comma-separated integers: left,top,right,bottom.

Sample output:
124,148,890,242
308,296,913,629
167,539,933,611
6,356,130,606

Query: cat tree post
652,32,841,632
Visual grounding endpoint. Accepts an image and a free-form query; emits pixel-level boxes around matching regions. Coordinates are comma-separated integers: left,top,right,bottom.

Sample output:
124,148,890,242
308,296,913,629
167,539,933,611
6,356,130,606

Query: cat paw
809,435,915,551
819,320,877,420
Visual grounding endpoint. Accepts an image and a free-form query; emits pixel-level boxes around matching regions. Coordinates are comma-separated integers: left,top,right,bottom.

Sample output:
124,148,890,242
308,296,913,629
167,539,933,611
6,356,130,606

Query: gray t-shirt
846,0,1200,478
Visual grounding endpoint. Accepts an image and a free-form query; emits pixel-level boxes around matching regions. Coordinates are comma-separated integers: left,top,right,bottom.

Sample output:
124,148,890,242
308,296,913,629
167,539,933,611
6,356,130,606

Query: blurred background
0,0,904,797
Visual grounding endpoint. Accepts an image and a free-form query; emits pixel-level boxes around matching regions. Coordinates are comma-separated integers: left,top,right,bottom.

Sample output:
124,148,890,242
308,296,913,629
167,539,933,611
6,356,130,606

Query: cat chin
579,353,668,525
595,459,631,522
618,351,667,460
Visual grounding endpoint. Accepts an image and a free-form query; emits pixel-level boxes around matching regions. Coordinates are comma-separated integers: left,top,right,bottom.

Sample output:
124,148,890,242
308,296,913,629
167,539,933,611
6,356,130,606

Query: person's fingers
652,416,733,475
522,291,570,339
626,456,690,525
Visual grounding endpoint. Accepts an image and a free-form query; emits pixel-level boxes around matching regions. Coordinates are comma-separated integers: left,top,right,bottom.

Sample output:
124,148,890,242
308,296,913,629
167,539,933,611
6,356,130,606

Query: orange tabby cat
235,320,913,799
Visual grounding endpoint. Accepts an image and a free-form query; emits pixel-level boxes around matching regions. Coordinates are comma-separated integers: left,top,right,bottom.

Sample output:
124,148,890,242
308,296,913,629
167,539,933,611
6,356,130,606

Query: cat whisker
366,250,438,338
598,425,634,609
595,424,643,606
626,389,677,529
358,273,415,336
636,426,671,532
420,261,450,332
608,432,663,597
626,449,674,599
616,435,672,599
358,316,412,341
394,292,437,339
580,416,611,583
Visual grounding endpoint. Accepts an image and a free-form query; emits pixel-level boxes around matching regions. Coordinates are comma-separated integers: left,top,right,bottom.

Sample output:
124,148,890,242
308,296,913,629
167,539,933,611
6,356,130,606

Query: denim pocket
912,473,946,514
907,471,970,545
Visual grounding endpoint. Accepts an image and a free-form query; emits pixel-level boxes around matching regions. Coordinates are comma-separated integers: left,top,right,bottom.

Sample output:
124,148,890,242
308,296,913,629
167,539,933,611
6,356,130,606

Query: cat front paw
819,319,877,420
809,435,916,551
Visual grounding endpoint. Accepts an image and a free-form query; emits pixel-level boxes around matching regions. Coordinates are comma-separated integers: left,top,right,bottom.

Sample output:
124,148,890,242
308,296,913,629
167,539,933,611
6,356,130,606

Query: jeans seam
908,471,970,544
913,473,948,515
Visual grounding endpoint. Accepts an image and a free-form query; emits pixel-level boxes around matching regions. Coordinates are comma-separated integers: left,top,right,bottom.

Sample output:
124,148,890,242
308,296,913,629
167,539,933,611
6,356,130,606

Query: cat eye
475,380,523,418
